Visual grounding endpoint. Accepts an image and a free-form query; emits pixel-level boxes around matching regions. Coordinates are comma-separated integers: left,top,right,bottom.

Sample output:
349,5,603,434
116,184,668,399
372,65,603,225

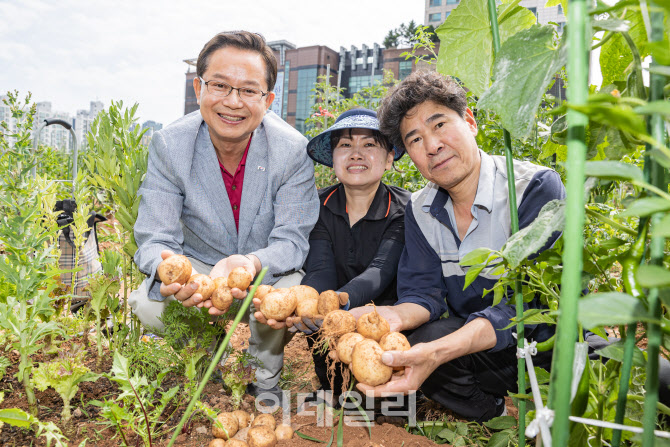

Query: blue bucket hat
306,108,404,168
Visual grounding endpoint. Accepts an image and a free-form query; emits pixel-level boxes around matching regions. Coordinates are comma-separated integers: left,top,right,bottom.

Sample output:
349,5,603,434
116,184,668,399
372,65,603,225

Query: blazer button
233,205,238,210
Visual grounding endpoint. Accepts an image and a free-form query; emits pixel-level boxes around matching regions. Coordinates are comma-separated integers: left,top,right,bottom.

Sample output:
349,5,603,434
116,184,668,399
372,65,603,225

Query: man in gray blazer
129,31,319,400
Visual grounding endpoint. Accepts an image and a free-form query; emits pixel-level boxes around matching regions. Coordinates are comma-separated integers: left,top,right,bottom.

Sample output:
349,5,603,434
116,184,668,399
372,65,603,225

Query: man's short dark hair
378,71,467,152
197,31,278,91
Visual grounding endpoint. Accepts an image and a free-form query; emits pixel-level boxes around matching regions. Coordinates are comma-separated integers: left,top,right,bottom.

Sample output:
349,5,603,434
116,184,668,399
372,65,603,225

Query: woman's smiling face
331,128,394,189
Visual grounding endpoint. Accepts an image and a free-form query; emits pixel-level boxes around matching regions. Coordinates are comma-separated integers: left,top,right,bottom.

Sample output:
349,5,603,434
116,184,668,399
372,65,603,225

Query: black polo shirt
301,182,411,308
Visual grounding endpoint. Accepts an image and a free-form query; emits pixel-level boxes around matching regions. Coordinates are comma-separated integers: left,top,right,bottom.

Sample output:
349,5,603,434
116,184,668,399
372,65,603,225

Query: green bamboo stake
611,323,637,447
485,2,525,443
549,0,589,444
642,4,666,445
167,267,268,447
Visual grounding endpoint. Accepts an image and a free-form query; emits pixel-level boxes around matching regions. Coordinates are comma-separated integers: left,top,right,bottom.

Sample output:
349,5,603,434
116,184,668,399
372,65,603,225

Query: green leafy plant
87,272,120,368
81,101,148,330
220,350,256,408
159,300,228,381
32,345,99,427
91,351,181,447
0,91,65,416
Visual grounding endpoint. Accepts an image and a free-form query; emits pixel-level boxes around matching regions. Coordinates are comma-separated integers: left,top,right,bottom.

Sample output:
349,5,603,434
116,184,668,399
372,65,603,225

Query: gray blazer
134,110,319,301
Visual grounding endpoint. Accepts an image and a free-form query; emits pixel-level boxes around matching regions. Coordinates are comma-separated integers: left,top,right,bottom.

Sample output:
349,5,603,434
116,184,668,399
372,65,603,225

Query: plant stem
549,0,589,444
584,207,636,236
21,348,37,416
485,2,525,444
128,376,153,447
642,4,666,445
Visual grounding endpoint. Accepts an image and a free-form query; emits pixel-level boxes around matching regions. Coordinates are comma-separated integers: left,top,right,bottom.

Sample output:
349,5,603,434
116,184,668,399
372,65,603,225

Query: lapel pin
258,166,266,171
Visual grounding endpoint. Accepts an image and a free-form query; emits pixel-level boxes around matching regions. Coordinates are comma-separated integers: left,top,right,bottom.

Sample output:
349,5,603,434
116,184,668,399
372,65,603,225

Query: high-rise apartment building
35,102,74,152
75,100,104,148
425,0,565,28
1,97,75,152
183,41,436,134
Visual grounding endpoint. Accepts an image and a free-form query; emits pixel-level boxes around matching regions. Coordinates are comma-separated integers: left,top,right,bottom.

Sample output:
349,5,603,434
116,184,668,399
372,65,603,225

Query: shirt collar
217,135,252,175
473,149,495,213
324,182,391,222
424,149,494,215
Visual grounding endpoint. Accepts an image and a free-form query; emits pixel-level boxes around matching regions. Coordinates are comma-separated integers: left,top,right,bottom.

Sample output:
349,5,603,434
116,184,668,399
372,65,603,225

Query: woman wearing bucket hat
254,107,410,402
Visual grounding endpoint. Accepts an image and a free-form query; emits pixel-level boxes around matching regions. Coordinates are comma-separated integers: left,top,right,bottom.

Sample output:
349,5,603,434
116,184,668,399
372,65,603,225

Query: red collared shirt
218,136,251,231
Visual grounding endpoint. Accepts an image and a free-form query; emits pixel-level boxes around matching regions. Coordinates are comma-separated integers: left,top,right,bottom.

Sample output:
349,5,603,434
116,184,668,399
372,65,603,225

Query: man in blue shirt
350,71,565,422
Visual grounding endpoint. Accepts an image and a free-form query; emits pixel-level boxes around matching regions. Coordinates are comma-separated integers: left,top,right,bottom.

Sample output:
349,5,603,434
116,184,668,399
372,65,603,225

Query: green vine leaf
435,0,536,97
478,25,567,139
501,199,565,269
578,292,653,329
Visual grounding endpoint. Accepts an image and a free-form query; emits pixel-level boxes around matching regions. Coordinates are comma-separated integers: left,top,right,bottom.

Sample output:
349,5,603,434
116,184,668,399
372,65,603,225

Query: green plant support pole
167,267,268,447
642,4,666,446
611,323,636,447
485,2,525,444
549,0,589,444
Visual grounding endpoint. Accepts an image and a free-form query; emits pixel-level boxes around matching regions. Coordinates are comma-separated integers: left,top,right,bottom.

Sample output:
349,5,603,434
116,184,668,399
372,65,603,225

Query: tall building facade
183,41,435,134
425,0,566,28
75,100,104,149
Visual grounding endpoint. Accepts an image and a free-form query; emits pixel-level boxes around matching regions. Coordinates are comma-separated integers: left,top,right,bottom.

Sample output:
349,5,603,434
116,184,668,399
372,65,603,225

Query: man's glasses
199,77,268,103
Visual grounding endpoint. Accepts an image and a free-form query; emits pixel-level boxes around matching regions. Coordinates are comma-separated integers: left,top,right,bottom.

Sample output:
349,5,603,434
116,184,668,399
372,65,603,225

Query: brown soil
0,326,448,446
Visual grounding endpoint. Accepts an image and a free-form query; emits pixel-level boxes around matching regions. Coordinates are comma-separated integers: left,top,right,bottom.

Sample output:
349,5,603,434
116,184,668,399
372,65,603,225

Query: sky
0,0,424,127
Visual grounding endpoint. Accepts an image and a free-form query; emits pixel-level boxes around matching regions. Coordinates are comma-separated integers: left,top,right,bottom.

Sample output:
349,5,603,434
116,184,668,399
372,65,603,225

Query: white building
35,102,74,152
75,100,104,148
425,0,565,30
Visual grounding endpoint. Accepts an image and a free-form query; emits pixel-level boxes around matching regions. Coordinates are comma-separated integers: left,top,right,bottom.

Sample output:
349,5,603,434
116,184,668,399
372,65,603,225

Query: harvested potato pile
254,285,350,324
156,254,262,312
324,306,411,387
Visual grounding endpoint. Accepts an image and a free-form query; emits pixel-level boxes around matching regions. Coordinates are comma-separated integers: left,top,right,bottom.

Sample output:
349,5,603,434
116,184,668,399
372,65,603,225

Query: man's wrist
245,254,262,275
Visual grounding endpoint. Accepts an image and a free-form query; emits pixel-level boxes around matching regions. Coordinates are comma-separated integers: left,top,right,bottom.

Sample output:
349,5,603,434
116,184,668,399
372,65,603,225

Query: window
557,22,565,33
528,6,537,18
446,0,459,4
348,74,383,95
429,12,441,22
557,4,563,15
399,61,412,80
295,67,317,134
429,0,441,5
445,11,451,18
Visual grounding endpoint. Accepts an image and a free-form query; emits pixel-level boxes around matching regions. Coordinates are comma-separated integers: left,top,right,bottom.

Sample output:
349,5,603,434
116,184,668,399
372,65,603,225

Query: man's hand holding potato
205,254,258,315
159,250,204,307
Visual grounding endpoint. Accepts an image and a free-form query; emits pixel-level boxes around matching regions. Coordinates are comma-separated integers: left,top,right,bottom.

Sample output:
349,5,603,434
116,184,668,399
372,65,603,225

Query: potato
247,426,277,447
295,298,319,318
187,273,215,300
317,290,340,315
212,412,239,440
213,277,228,289
211,286,234,311
250,413,276,430
233,426,250,441
259,289,297,321
275,424,294,440
253,284,274,301
208,439,227,447
157,254,192,285
351,338,393,386
226,440,249,447
379,332,411,371
321,310,356,337
228,267,253,290
232,409,252,428
336,332,365,365
290,285,319,302
356,310,390,341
